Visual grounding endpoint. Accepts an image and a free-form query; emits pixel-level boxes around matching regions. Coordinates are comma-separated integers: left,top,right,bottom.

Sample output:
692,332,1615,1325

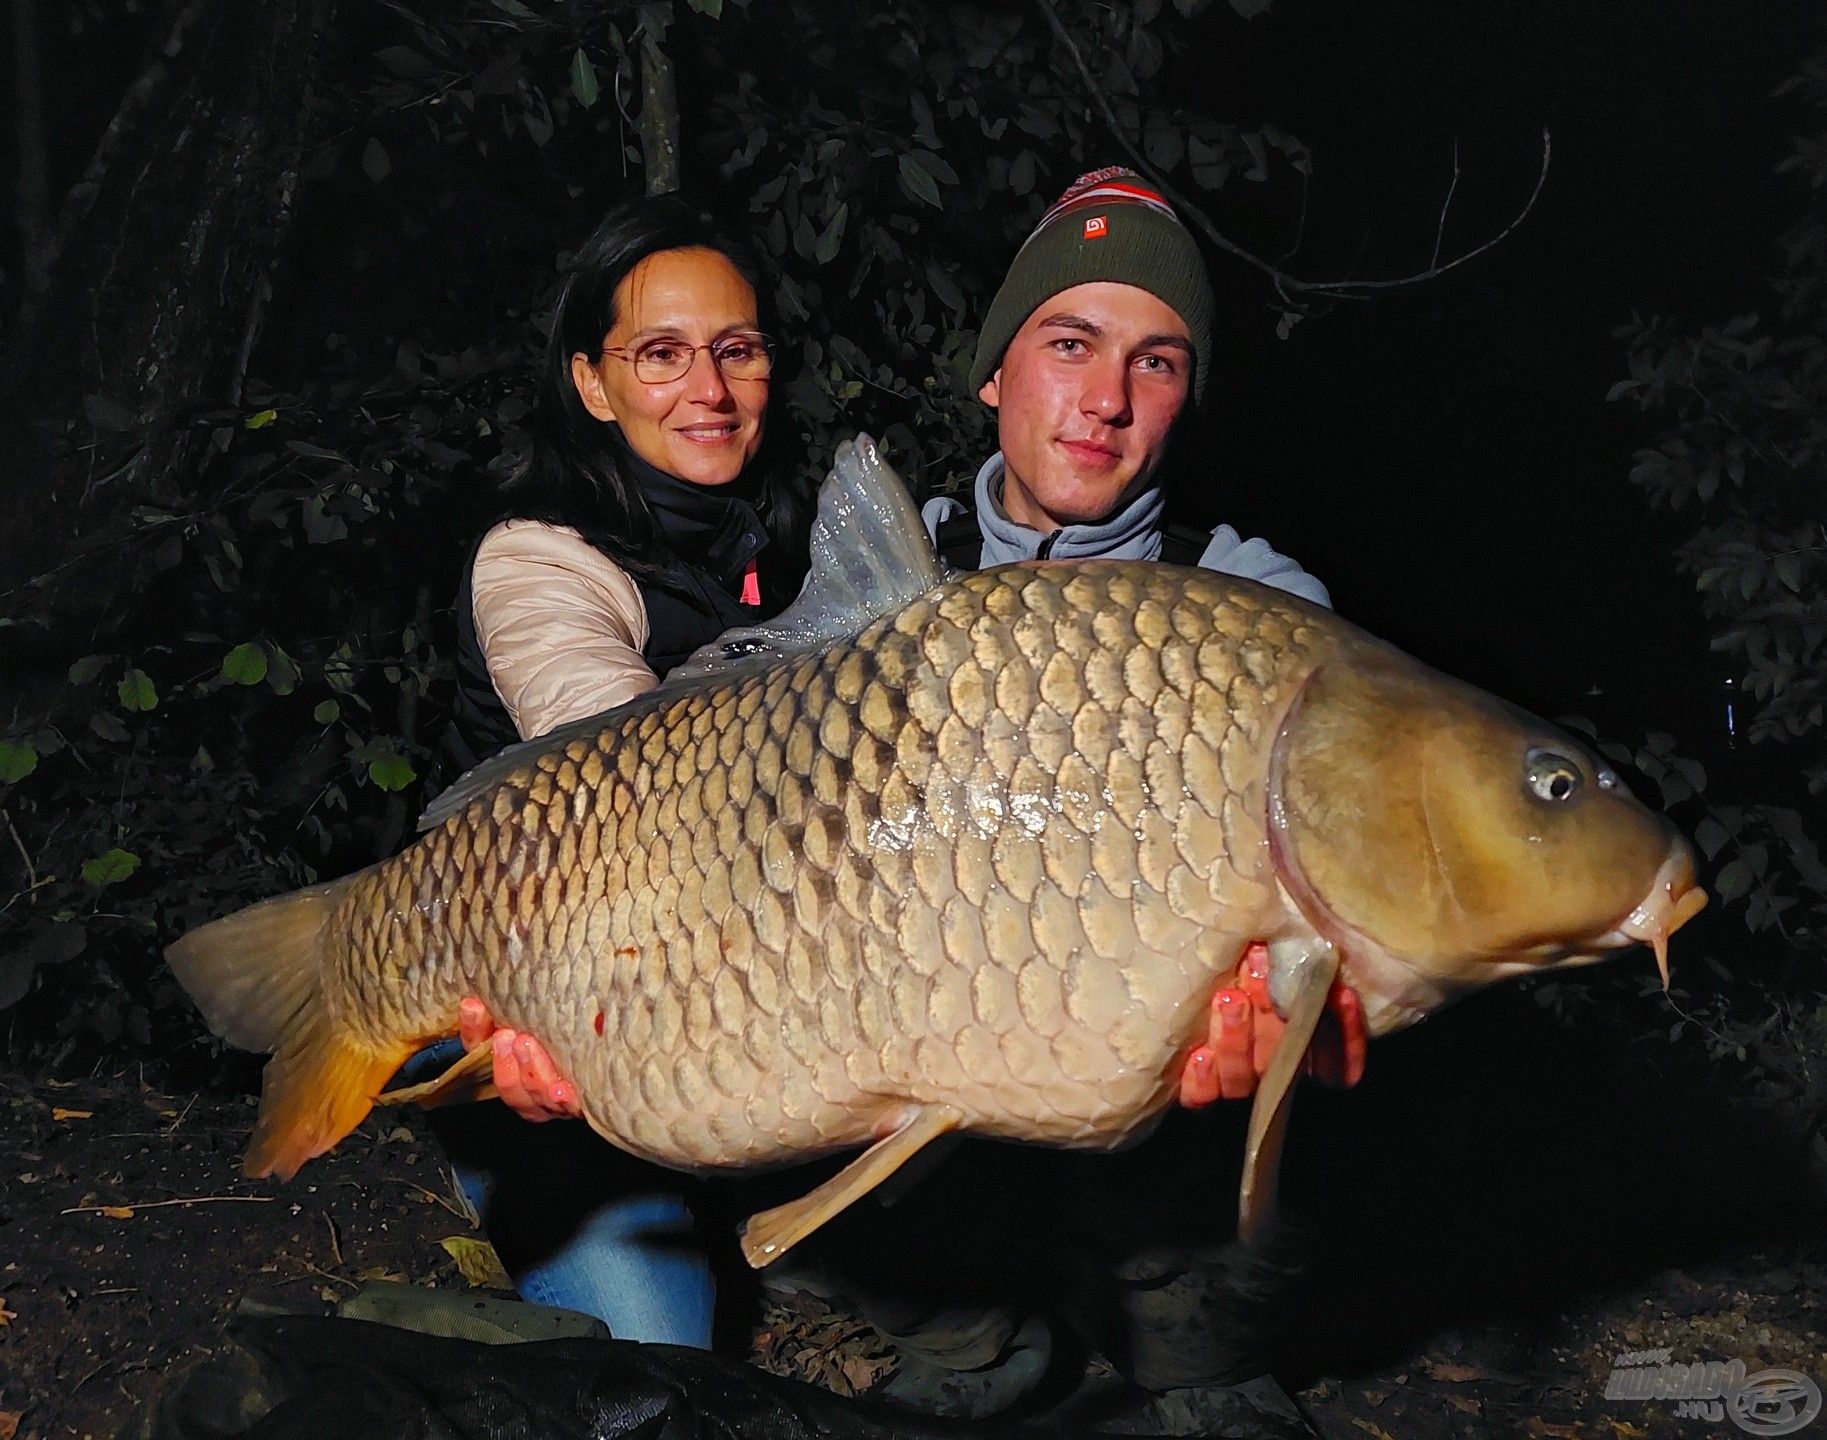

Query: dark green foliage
1610,47,1827,771
1581,42,1827,1122
0,363,496,1058
1,0,1314,1062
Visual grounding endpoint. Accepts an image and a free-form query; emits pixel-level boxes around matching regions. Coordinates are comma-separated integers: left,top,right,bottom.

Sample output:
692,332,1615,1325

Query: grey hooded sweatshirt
920,453,1331,609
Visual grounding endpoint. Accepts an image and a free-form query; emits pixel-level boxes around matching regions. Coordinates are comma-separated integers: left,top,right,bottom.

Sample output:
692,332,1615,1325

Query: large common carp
168,437,1705,1265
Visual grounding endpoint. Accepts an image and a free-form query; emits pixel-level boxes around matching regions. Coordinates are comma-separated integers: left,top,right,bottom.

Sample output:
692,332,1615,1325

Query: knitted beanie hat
970,167,1215,404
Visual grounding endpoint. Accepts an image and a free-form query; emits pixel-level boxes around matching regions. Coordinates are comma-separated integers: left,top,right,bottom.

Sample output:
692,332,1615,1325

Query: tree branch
0,0,342,610
12,0,210,342
1432,138,1461,270
639,16,681,195
10,0,49,305
1033,0,1550,300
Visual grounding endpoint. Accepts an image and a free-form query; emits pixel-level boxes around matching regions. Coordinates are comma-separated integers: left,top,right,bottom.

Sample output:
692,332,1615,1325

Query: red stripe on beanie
1034,167,1179,232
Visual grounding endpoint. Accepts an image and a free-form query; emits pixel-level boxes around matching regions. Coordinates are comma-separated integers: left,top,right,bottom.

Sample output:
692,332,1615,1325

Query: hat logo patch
1083,214,1109,240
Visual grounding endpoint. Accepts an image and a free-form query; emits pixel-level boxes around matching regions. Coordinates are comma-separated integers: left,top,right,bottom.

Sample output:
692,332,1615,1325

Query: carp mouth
1430,847,1710,993
1264,814,1709,1031
1590,849,1709,989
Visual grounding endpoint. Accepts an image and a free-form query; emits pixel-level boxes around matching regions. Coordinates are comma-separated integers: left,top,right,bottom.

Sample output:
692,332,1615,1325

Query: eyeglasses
600,333,775,385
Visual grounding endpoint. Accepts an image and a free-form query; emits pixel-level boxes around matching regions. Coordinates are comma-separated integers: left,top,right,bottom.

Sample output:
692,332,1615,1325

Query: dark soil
0,1070,485,1440
4,995,1824,1440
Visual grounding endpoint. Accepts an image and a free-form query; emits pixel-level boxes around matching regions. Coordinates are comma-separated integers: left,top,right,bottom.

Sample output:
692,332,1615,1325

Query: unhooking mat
118,1314,1314,1440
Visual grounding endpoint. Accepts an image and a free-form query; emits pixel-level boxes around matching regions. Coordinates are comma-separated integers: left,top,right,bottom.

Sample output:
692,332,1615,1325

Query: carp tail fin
165,877,411,1180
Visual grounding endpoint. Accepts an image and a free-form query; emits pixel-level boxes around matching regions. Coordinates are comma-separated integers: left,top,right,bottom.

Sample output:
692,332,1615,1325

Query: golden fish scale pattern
330,564,1330,1172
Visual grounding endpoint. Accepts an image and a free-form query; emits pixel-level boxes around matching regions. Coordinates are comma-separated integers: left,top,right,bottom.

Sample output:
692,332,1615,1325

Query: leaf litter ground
2,1044,1822,1440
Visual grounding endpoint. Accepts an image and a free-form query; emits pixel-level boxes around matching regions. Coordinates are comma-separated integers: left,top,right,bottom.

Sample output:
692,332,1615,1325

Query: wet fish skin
330,562,1320,1173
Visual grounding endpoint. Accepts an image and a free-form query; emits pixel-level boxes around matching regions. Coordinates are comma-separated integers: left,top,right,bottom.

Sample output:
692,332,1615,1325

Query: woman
416,193,809,1347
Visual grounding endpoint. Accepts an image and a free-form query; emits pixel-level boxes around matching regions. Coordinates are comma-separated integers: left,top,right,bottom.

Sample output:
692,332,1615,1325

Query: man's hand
1177,941,1368,1107
459,996,584,1123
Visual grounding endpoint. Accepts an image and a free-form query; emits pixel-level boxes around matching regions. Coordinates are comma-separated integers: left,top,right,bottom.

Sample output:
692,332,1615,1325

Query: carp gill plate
168,436,1706,1265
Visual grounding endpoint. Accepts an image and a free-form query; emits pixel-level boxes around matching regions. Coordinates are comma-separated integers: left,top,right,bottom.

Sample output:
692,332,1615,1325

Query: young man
839,171,1354,1427
924,166,1328,611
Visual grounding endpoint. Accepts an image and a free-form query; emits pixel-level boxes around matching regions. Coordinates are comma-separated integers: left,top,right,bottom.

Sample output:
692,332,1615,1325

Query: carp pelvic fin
738,1103,964,1268
374,1041,500,1110
1237,944,1342,1246
165,877,410,1181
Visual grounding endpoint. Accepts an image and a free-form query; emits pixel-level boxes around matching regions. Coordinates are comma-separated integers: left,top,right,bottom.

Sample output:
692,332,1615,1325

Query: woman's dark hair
506,194,809,590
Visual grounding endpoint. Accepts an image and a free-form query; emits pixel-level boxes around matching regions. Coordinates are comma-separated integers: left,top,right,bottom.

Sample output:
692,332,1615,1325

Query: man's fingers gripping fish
167,435,1706,1266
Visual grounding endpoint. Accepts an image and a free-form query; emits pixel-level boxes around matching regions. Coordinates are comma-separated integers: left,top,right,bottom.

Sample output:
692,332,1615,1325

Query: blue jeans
396,1038,714,1346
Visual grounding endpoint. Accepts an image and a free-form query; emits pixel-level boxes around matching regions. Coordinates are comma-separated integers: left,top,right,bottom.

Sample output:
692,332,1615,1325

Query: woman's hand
458,996,585,1123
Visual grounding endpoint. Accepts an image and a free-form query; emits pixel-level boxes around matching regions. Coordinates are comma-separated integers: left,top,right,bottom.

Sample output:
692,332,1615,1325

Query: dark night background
1193,1,1809,724
1,3,1823,1434
2,0,1812,720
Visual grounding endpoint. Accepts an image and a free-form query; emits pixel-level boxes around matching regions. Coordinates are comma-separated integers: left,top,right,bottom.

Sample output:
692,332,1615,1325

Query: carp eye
1525,748,1582,803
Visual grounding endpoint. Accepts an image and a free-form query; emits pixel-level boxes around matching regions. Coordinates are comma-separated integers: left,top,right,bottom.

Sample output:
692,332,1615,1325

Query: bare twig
325,1213,345,1268
0,875,54,918
1432,138,1462,270
1274,164,1311,269
61,1195,275,1214
387,1176,476,1223
3,807,38,889
1034,0,1550,299
613,64,631,180
69,1358,114,1394
295,1260,358,1291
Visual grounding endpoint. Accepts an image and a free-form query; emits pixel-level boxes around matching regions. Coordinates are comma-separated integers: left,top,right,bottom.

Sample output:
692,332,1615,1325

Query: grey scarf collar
973,453,1166,565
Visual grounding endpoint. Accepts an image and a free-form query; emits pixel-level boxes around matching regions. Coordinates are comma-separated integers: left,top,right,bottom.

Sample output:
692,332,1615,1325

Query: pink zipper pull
740,559,760,606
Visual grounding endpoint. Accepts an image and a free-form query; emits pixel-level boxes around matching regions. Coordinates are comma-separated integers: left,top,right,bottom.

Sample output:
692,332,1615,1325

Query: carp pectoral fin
872,1129,964,1207
374,1042,500,1110
1237,947,1341,1246
739,1104,965,1269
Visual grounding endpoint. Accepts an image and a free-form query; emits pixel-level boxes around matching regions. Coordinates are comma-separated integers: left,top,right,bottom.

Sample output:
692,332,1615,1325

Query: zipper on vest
1037,530,1063,560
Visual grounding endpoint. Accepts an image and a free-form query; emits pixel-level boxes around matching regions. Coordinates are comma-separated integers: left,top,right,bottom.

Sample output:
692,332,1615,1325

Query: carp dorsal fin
666,433,940,686
417,434,937,834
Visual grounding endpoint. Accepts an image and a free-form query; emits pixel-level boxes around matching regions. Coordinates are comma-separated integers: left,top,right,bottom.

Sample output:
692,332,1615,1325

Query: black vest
440,457,772,779
930,507,1212,572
